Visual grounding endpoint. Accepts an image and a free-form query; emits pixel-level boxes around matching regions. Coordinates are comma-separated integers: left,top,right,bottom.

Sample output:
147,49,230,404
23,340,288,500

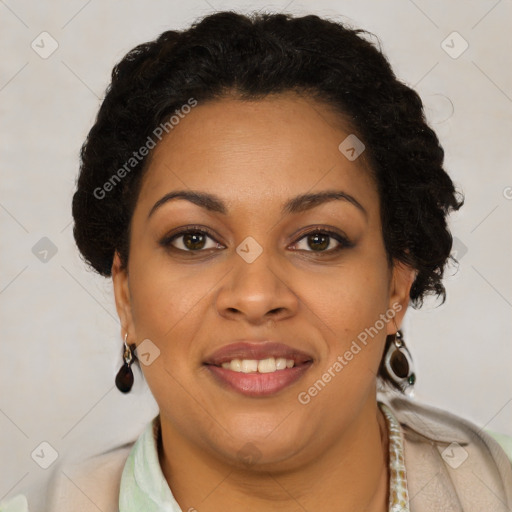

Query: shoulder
382,392,512,511
44,442,134,512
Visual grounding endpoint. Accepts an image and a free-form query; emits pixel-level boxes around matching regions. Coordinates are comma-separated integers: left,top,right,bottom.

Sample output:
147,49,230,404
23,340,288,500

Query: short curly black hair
73,11,463,309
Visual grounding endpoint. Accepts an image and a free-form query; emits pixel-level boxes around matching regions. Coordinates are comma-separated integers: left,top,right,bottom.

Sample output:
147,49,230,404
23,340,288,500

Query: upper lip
204,341,314,366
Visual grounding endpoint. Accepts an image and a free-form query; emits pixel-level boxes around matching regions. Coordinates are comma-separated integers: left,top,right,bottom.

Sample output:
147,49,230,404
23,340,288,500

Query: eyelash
159,225,353,255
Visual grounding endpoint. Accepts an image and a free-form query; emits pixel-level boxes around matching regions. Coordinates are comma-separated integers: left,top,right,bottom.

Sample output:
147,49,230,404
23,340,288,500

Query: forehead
136,92,378,217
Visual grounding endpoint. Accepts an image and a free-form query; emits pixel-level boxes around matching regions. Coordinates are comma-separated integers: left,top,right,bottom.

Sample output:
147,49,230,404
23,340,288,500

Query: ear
386,259,416,335
112,251,135,341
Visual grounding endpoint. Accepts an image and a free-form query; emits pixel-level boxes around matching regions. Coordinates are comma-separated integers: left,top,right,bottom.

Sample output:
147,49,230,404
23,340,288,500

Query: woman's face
113,92,414,468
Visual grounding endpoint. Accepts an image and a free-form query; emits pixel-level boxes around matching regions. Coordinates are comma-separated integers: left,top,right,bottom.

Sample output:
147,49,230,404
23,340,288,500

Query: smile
203,341,314,397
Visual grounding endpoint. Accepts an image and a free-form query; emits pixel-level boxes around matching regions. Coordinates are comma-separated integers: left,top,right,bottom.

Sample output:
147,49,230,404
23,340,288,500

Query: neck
158,395,389,512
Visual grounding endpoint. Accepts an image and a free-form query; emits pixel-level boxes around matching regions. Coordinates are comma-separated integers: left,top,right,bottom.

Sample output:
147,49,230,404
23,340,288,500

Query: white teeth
220,357,295,373
231,359,242,371
241,359,258,373
258,357,276,373
275,358,287,370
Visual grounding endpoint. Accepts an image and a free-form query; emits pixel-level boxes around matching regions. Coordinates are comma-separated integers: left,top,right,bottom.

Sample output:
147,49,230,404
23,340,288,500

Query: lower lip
205,363,312,397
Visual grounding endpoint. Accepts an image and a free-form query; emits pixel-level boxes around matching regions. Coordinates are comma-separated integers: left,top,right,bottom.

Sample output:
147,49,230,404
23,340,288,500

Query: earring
115,333,135,393
384,328,416,396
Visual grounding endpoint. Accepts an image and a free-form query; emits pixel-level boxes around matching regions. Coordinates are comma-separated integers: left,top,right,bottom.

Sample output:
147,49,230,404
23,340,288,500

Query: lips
203,341,314,397
203,341,314,367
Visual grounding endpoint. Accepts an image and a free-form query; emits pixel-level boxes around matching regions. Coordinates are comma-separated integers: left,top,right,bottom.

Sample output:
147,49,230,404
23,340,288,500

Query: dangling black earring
115,334,135,393
384,329,416,396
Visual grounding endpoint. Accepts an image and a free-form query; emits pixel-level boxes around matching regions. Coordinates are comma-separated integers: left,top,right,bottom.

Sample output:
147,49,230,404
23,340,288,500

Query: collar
119,415,181,512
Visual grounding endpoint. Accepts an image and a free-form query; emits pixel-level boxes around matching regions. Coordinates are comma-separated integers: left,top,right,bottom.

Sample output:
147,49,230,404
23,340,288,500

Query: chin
211,418,311,470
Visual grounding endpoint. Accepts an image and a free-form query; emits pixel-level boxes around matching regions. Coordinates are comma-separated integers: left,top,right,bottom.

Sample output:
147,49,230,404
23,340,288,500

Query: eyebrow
147,189,367,219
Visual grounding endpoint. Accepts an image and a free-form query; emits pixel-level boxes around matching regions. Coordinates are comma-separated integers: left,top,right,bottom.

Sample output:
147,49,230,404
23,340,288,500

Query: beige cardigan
39,394,512,511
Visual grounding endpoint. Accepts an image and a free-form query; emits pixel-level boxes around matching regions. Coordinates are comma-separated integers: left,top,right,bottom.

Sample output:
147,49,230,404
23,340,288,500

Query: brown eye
160,228,223,252
292,229,352,253
182,232,208,250
305,233,330,251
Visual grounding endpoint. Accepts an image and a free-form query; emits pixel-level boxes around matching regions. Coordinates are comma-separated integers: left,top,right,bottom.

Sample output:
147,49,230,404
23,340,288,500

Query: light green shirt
118,415,181,511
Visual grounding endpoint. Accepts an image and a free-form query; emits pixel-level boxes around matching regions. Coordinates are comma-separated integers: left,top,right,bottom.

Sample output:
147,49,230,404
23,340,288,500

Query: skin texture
112,91,415,512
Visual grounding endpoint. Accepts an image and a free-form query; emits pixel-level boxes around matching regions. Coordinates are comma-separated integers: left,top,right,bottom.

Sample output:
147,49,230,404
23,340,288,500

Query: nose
214,250,299,325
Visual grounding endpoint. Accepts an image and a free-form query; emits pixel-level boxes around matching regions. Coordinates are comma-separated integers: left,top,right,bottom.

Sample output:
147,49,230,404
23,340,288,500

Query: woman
3,9,511,512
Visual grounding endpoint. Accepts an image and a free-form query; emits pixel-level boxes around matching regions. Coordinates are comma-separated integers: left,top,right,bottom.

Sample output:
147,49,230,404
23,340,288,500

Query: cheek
301,246,391,393
312,253,391,337
126,246,233,402
125,253,214,406
127,246,215,339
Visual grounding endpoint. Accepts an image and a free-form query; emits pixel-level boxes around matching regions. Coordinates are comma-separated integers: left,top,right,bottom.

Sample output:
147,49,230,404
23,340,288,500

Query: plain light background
1,0,511,504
